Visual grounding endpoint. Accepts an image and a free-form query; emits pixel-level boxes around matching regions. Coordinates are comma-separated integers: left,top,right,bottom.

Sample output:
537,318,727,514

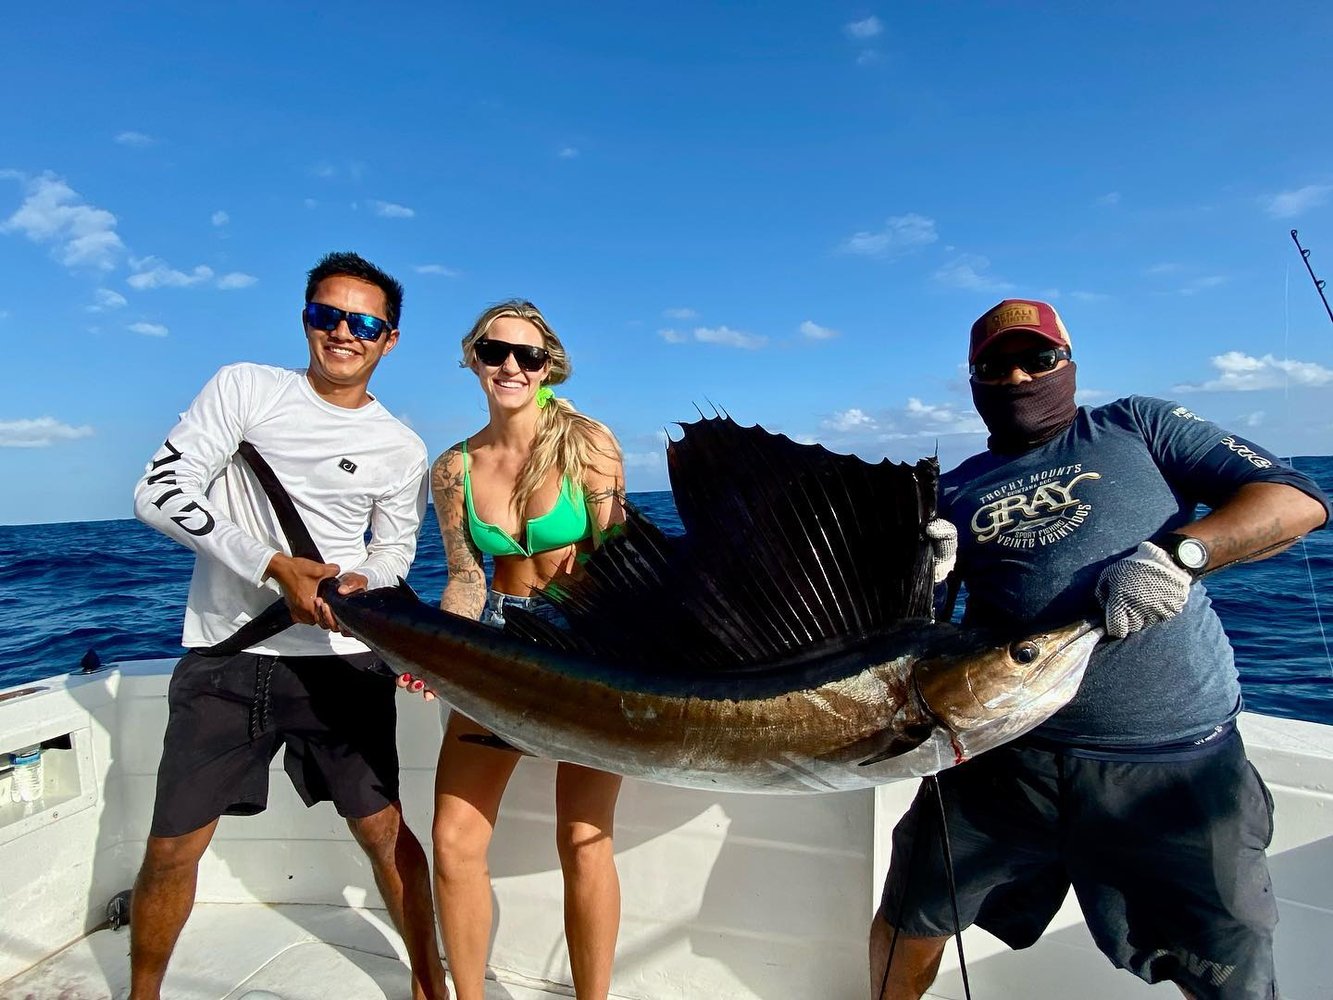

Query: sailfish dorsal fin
509,415,939,670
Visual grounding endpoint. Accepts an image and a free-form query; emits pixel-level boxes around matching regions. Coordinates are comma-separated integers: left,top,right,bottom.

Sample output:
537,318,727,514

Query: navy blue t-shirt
941,396,1329,747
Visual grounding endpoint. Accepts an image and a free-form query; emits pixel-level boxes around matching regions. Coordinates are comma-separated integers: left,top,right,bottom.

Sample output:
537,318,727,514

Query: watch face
1177,537,1209,570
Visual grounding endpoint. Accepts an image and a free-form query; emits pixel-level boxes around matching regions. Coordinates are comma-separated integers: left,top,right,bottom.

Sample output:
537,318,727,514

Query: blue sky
3,2,1332,525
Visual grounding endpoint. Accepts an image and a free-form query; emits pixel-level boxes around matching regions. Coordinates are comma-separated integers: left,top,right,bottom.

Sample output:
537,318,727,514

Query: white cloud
622,450,666,470
216,272,257,289
1174,351,1333,392
824,408,877,432
1263,184,1331,219
1075,388,1114,405
2,172,125,271
694,325,767,349
371,200,415,219
558,146,579,159
664,307,698,320
303,198,318,210
128,257,213,289
840,212,937,257
1179,275,1227,295
800,319,838,340
812,398,987,452
855,49,882,66
128,256,254,290
1146,262,1183,276
415,264,460,277
1242,410,1265,427
659,322,768,348
904,398,958,423
933,254,1014,292
0,417,95,448
845,16,883,38
1068,290,1111,303
211,210,229,227
1095,192,1121,207
899,398,986,436
88,288,127,312
114,131,156,147
129,321,169,337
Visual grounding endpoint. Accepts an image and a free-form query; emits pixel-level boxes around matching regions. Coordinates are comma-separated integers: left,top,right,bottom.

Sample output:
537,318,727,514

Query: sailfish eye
1010,640,1039,664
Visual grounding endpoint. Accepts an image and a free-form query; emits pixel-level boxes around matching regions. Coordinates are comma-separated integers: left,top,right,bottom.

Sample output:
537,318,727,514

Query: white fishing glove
925,518,958,585
1095,541,1194,639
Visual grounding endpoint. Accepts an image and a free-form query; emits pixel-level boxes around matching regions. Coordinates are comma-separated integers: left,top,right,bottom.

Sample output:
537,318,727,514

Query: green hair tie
535,386,556,409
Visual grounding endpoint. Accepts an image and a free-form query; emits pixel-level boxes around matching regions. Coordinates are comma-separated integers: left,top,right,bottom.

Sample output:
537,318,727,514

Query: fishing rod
1286,230,1333,683
1290,230,1333,326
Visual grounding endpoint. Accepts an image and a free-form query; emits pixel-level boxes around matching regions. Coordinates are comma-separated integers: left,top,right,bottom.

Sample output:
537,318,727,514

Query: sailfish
217,416,1101,794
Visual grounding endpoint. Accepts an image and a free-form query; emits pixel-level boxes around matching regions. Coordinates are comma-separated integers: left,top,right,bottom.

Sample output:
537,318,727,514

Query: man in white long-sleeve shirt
128,252,448,1000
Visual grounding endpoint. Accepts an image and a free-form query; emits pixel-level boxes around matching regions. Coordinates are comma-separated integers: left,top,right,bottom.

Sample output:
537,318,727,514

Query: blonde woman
427,300,626,1000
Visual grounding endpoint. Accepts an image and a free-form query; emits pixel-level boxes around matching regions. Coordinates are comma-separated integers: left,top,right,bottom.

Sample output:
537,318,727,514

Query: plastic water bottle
10,746,43,803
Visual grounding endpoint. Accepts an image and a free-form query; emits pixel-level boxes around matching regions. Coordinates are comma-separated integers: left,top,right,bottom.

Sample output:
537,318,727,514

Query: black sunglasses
970,346,1071,382
474,337,550,372
303,302,392,342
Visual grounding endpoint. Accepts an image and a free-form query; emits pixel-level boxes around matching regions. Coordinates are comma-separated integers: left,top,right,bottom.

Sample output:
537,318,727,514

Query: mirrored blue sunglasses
303,302,391,341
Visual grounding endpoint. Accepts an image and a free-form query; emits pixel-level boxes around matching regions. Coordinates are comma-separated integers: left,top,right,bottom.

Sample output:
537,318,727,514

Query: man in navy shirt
870,299,1329,999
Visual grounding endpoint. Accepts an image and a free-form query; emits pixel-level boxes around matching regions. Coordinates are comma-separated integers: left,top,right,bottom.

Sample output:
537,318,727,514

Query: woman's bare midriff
490,542,584,597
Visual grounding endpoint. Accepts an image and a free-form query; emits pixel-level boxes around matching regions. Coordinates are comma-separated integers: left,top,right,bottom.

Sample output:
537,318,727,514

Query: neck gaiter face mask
970,361,1078,453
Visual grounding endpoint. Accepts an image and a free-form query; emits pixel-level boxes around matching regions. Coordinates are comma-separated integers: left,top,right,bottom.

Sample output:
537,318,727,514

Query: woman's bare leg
432,712,522,1000
555,762,623,1000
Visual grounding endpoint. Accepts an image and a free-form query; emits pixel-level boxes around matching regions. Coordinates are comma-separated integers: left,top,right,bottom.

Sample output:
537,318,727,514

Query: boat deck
3,664,1332,999
0,903,579,1000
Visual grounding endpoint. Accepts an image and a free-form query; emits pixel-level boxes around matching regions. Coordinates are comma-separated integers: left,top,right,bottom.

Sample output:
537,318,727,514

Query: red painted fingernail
399,673,411,682
411,680,424,691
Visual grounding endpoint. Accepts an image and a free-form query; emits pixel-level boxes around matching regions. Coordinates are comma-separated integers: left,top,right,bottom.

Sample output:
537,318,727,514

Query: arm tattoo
585,485,626,507
432,444,487,618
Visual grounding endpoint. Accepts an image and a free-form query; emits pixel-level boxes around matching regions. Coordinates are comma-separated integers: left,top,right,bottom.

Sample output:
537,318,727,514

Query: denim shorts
479,590,564,629
444,592,565,726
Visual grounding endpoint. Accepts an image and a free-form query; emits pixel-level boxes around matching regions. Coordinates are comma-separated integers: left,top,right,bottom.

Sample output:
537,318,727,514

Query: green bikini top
462,441,592,558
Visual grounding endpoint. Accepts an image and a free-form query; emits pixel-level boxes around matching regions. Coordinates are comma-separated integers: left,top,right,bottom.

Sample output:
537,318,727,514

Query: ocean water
2,465,1331,725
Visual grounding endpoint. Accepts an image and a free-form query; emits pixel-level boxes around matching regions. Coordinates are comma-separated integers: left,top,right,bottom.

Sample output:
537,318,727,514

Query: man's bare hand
313,571,369,632
265,552,340,625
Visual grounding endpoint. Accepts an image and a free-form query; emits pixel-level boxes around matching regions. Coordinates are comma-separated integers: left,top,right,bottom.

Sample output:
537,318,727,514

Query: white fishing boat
1,658,1330,999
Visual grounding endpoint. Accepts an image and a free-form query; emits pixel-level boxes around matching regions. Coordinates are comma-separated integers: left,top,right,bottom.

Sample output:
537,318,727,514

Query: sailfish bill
309,416,1103,793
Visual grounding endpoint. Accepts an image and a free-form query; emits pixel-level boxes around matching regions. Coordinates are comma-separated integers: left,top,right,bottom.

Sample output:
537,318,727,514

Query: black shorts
878,730,1278,1000
149,649,400,838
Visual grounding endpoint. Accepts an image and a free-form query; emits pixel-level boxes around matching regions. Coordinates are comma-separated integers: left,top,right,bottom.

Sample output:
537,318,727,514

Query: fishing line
877,775,973,1000
929,775,974,1000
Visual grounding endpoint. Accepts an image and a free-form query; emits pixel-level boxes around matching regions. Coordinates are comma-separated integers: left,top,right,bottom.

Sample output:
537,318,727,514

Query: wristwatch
1156,531,1210,577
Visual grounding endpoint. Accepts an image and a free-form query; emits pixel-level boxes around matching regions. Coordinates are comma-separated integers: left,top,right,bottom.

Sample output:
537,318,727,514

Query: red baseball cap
968,299,1071,363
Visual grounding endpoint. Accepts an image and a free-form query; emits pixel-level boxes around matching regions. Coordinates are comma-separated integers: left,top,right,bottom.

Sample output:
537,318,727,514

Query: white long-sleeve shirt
133,363,428,656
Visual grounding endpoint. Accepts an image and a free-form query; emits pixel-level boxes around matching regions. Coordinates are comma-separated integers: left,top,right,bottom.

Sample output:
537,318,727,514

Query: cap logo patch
338,458,358,474
988,303,1040,331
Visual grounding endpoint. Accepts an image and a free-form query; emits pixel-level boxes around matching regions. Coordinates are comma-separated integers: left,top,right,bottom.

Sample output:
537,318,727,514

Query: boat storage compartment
0,723,98,846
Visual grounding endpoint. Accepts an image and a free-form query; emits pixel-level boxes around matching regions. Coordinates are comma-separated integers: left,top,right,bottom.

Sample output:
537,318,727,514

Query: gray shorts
878,730,1277,999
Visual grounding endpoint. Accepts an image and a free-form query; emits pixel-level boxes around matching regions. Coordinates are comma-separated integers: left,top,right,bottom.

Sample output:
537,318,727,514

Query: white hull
1,660,1330,999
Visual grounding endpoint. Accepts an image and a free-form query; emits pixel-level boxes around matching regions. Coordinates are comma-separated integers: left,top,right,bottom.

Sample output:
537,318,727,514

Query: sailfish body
314,416,1103,793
